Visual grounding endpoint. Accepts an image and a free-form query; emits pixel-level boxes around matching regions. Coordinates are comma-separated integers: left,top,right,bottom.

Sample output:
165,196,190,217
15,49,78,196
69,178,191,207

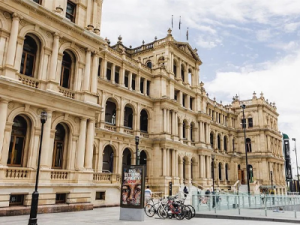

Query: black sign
120,165,145,209
283,139,293,180
169,182,172,196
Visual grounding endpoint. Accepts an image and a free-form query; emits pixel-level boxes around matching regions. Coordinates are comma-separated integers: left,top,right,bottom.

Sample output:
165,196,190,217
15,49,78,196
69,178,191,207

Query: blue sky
101,0,300,177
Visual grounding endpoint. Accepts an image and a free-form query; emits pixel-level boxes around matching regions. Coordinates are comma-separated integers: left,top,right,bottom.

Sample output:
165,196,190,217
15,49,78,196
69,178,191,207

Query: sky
101,0,300,178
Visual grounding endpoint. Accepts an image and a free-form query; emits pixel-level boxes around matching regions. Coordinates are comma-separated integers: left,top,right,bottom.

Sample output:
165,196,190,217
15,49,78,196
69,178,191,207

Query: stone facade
0,0,286,214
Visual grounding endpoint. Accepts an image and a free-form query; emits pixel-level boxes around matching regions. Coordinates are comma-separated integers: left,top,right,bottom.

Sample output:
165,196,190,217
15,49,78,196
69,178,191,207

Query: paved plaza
0,207,299,225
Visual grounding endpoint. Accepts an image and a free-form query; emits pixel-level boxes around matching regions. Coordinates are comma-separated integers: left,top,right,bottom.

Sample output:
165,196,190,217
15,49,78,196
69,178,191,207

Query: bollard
227,196,229,209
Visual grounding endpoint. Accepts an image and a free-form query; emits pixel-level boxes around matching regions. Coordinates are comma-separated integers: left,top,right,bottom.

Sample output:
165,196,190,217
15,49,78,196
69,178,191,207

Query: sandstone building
0,0,286,213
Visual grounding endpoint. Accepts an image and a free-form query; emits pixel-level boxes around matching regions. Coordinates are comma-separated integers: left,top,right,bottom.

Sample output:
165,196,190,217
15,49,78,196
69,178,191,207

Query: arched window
124,105,133,129
20,36,37,77
219,162,222,180
210,132,214,148
7,116,28,166
217,134,221,150
105,99,116,125
232,138,235,152
60,51,73,88
102,145,114,173
146,61,152,69
122,148,131,166
246,138,252,152
52,124,66,169
225,163,229,181
224,136,228,151
140,109,148,132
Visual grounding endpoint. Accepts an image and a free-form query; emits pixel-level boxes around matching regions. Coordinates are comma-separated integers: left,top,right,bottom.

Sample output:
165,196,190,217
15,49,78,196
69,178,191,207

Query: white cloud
269,41,300,52
196,37,222,49
256,29,272,42
284,22,300,33
205,49,300,146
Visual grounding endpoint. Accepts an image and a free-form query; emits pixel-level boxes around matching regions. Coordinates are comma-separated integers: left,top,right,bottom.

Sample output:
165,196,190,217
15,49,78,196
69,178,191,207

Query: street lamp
292,138,300,195
28,111,47,225
135,136,140,165
241,104,250,195
212,154,215,208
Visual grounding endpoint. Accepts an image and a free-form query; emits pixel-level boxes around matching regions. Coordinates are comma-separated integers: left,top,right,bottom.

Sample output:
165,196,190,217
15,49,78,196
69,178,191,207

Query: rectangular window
106,67,111,81
174,90,179,101
190,97,194,110
146,80,150,96
132,74,136,90
124,73,129,87
32,0,42,4
115,68,119,84
9,194,24,206
56,193,66,204
248,118,253,128
140,78,144,94
182,94,186,107
66,1,76,22
241,119,246,128
97,59,102,77
95,191,105,200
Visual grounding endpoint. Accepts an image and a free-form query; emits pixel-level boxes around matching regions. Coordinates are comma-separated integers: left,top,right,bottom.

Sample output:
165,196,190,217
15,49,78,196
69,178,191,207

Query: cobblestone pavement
0,207,297,225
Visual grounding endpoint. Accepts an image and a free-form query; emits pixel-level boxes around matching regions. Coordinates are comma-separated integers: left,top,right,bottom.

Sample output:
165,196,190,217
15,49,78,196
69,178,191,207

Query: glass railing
192,193,300,219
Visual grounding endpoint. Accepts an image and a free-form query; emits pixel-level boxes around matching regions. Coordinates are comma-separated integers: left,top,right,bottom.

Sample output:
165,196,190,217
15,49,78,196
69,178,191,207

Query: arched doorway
122,148,131,166
105,99,116,125
102,145,114,173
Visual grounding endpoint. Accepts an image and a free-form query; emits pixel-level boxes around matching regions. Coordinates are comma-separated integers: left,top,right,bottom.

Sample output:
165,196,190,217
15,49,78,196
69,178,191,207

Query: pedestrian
144,185,152,206
183,185,189,197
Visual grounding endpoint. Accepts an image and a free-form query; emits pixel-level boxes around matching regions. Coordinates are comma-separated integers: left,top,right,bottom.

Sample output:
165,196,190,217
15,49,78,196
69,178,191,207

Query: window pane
14,136,24,165
20,53,25,74
25,54,34,76
54,142,64,167
62,68,70,88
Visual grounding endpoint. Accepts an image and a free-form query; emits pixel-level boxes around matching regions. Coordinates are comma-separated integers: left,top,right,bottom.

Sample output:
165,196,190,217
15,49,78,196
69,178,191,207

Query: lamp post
212,154,215,208
241,104,250,195
292,138,300,194
28,111,47,225
135,136,140,165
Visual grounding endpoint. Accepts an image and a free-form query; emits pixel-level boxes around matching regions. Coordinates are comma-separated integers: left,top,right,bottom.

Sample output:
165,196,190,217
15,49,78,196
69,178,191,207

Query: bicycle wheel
186,205,196,217
157,205,168,219
183,205,192,220
174,206,185,220
144,204,155,217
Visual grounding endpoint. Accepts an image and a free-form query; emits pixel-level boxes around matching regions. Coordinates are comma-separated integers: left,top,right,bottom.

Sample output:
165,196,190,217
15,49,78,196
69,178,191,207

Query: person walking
183,185,189,197
145,186,152,206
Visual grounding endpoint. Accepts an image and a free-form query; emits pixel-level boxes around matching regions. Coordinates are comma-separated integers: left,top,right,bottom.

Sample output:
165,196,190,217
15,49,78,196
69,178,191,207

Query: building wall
0,0,286,211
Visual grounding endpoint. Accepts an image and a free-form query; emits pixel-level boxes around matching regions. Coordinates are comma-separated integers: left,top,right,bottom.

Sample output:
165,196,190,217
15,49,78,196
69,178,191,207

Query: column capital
12,13,22,20
0,98,10,104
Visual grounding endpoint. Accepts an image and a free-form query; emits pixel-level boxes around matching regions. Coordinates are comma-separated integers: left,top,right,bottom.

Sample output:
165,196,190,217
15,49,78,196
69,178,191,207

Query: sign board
120,165,145,209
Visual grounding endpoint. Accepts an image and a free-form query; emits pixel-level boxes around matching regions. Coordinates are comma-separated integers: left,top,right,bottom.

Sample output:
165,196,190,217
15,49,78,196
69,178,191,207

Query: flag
172,15,173,28
186,27,189,41
179,16,181,30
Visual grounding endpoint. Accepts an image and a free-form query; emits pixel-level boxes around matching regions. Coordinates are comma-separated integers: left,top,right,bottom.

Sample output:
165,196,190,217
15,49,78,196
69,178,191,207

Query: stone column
91,53,99,93
143,78,147,95
83,49,91,91
100,57,106,79
0,99,8,161
174,112,178,136
162,148,166,176
166,148,169,176
128,72,132,90
40,110,53,168
207,156,211,179
49,33,60,81
111,64,115,83
172,149,176,177
76,118,87,170
85,119,95,169
6,13,20,66
178,121,183,140
179,158,183,183
92,0,98,26
163,109,167,133
119,66,125,86
136,75,140,92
